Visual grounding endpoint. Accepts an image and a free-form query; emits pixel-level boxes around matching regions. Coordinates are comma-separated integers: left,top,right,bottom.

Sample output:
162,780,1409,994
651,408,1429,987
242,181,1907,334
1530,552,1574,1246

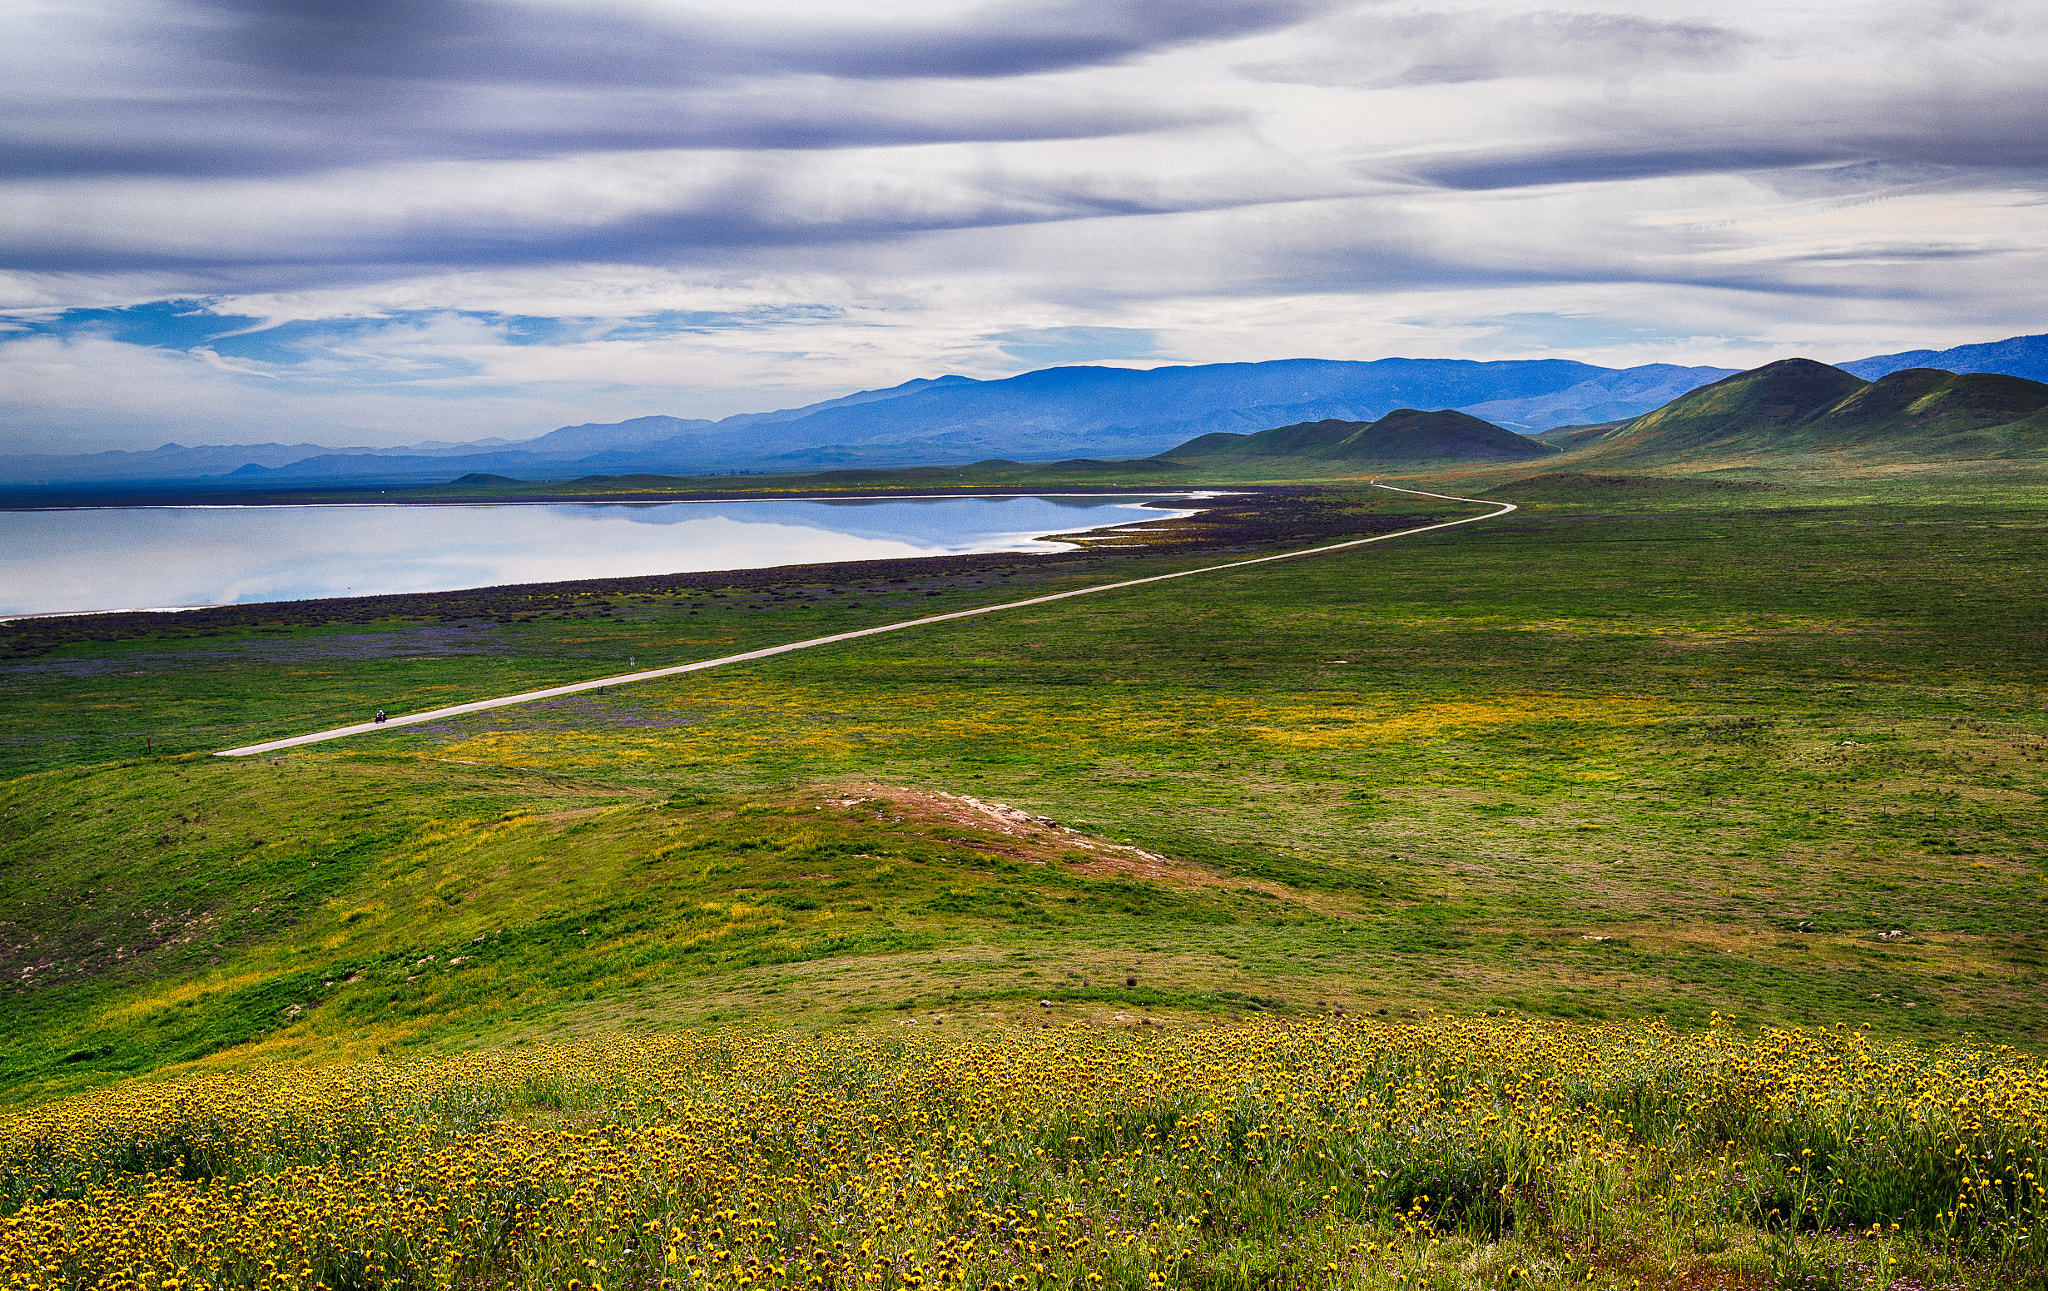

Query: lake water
0,494,1205,617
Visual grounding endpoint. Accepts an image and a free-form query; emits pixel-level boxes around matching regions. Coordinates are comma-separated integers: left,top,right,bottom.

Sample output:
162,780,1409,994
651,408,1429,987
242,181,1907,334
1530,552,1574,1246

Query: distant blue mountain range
1838,335,2048,383
199,357,1725,484
5,333,2043,485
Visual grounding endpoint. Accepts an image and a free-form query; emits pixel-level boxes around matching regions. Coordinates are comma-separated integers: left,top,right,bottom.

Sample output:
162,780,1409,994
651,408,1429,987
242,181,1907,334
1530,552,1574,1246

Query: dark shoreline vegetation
1,467,2045,1290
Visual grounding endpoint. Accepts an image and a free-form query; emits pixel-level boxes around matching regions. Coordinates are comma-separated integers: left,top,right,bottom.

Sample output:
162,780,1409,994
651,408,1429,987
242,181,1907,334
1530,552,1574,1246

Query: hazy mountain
112,357,1620,483
501,376,979,456
1560,359,2048,466
502,362,1698,469
0,377,983,485
5,333,2045,487
1160,409,1556,464
1838,333,2048,383
511,415,717,456
1457,363,1738,430
711,375,981,428
0,441,451,484
692,357,1605,463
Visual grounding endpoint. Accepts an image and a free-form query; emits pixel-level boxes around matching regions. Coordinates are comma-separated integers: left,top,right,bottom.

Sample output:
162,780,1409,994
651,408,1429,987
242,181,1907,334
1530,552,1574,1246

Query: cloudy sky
2,0,2043,452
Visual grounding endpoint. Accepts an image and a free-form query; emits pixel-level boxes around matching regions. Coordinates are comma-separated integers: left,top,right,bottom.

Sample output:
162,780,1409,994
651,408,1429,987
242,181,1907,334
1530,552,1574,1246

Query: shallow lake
0,494,1204,617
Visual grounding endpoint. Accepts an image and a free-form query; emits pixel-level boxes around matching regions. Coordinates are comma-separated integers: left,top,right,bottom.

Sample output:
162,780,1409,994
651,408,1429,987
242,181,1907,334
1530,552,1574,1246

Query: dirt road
216,484,1513,757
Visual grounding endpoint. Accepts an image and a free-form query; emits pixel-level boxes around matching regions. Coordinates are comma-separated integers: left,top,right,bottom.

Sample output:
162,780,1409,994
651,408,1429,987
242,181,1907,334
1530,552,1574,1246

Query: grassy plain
0,548,1146,775
1,473,2045,1289
0,490,1399,774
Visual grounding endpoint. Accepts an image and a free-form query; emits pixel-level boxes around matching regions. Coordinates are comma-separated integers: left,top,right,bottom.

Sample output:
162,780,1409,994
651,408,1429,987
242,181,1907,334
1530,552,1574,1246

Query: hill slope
1805,369,2048,449
1559,359,2048,467
1159,408,1554,464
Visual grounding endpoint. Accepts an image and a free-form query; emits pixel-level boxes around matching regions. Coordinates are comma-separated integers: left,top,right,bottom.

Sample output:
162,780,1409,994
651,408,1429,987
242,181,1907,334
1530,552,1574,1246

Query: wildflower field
5,1016,2045,1291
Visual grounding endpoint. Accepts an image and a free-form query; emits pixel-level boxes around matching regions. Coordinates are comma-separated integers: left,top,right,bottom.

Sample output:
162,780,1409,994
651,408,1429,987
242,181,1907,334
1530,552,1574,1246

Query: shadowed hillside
1568,359,1863,458
1561,358,2048,468
1158,408,1555,464
1804,369,2048,451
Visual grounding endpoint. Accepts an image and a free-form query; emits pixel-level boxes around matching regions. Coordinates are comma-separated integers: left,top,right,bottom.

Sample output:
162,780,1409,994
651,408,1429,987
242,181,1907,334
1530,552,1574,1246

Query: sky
2,0,2044,453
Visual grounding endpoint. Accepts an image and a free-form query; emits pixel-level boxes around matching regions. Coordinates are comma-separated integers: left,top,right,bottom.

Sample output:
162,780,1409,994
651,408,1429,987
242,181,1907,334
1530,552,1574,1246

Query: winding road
216,484,1515,758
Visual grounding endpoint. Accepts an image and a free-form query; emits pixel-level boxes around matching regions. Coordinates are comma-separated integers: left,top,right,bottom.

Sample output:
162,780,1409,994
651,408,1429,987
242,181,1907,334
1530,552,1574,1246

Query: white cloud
2,0,2045,451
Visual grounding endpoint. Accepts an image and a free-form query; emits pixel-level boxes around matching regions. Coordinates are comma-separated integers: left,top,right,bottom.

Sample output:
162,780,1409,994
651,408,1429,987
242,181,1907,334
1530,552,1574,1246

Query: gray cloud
1245,8,1752,88
0,0,1321,180
1399,141,1844,191
2,88,1219,181
1392,77,2048,193
205,0,1334,85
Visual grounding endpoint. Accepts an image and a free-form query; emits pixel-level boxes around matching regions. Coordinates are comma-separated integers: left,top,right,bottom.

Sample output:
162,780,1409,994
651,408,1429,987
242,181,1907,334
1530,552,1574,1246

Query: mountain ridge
6,331,2047,486
0,356,1658,484
1837,332,2048,383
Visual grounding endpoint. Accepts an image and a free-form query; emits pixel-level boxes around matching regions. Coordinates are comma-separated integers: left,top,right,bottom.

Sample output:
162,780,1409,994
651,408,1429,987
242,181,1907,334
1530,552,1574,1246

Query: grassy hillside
1478,473,1778,503
0,754,1286,1105
1562,360,2048,472
4,479,2046,1111
1158,409,1554,465
1805,369,2048,453
1561,360,1862,464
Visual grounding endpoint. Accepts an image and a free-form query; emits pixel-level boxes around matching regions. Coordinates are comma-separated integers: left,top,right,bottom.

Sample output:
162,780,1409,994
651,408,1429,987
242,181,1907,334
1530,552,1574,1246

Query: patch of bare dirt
814,784,1301,899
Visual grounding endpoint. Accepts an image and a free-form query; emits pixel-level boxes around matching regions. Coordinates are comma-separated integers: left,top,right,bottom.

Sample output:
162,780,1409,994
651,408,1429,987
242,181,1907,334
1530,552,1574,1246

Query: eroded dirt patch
814,783,1302,899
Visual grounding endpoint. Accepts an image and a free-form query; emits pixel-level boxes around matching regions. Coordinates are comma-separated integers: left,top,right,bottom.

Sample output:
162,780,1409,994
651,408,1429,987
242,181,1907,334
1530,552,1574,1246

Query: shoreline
0,487,1418,661
215,484,1509,758
0,494,1216,623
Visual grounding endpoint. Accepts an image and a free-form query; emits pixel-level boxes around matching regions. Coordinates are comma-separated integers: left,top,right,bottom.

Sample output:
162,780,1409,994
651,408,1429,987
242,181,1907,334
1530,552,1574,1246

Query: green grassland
0,544,1176,777
0,489,1422,775
3,476,2045,1111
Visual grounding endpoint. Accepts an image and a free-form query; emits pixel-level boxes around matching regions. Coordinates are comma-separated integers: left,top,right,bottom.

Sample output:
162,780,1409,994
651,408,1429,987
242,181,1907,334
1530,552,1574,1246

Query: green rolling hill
1156,407,1556,465
1558,359,2048,467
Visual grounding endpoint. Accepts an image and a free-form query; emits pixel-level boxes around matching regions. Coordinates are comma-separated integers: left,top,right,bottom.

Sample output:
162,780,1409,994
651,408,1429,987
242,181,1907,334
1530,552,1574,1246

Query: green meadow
3,475,2045,1110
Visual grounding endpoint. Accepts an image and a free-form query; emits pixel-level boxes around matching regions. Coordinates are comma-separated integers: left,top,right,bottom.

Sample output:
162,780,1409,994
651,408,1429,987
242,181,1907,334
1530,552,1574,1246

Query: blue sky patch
993,326,1169,367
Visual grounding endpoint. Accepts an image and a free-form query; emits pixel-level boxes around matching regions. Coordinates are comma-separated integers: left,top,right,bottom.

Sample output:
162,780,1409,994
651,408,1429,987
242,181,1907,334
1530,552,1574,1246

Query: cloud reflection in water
0,495,1189,616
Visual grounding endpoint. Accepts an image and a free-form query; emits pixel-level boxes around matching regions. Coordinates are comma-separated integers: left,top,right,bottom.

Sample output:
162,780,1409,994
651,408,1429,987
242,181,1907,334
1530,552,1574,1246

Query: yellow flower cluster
1,1016,2042,1290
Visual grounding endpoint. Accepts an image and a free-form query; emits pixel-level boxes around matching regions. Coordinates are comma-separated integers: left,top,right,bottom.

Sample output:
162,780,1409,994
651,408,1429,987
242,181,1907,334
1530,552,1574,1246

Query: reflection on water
0,495,1198,617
